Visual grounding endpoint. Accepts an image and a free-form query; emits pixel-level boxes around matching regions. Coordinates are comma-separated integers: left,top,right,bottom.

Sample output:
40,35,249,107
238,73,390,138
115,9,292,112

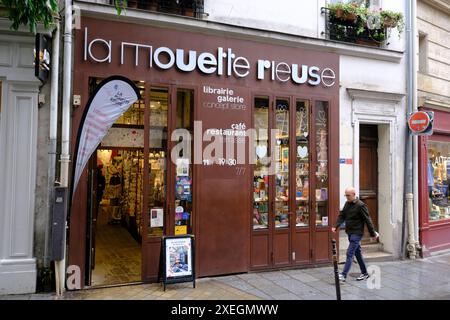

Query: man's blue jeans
342,233,367,277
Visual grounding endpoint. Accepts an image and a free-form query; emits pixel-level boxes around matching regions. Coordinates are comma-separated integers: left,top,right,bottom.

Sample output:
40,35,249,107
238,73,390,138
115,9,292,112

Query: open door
359,124,379,243
84,78,144,286
141,86,195,282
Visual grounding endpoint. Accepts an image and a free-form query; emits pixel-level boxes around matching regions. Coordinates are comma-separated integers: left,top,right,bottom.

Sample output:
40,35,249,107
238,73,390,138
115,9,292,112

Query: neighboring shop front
419,107,450,255
69,16,340,287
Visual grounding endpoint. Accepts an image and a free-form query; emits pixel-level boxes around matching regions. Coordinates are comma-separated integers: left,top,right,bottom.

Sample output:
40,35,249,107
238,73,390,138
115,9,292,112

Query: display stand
160,235,195,291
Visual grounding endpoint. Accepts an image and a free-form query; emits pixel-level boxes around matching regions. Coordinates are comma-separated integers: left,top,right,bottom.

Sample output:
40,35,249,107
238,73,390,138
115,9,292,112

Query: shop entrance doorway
88,149,143,286
84,79,196,285
84,77,146,286
359,124,379,243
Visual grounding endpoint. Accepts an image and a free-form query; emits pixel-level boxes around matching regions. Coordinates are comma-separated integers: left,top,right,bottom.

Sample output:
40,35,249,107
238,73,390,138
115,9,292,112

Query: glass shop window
427,140,450,221
296,100,310,228
174,88,194,235
274,98,290,229
148,87,169,236
315,101,329,227
253,96,270,230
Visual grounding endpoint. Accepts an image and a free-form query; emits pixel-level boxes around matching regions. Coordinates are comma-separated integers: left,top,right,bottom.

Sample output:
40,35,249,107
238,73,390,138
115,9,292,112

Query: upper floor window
419,32,429,74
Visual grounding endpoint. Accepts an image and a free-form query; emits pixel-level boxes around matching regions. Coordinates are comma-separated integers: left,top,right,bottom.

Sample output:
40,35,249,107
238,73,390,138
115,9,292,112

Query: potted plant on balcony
183,1,195,17
327,2,359,23
380,10,404,35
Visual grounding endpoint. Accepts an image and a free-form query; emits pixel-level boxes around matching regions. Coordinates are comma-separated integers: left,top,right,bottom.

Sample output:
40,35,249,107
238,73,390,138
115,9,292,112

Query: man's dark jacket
335,198,376,237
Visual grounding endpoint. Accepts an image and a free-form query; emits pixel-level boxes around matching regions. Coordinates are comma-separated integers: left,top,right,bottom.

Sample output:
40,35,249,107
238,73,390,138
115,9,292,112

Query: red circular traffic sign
408,111,431,133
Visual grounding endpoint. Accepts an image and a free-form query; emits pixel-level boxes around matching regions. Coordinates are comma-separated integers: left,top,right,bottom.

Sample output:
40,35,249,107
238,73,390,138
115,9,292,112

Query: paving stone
260,271,292,281
215,275,241,282
271,293,301,300
246,278,277,288
341,293,362,300
236,273,264,281
245,289,272,299
300,293,335,300
287,273,319,283
254,284,290,297
374,287,415,300
223,280,256,292
275,279,314,295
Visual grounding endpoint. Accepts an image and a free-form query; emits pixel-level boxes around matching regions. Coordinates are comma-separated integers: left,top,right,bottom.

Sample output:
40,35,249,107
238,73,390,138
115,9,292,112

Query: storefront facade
68,16,340,287
419,108,450,255
417,0,450,256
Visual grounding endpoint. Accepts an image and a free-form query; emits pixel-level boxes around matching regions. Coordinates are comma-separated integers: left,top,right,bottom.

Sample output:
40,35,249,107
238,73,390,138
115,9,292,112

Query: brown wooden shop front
68,17,340,287
418,108,450,256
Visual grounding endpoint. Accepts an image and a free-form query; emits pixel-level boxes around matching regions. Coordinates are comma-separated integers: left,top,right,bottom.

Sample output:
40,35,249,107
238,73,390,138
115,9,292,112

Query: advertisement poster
150,208,164,227
176,158,190,177
175,176,192,201
165,236,193,278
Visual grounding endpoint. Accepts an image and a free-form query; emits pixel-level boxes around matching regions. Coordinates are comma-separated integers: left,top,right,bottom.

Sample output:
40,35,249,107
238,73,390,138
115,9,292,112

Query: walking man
332,187,379,282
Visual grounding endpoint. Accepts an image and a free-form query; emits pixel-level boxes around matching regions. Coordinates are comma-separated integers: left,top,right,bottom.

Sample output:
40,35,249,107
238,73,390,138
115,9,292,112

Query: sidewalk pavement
2,252,450,300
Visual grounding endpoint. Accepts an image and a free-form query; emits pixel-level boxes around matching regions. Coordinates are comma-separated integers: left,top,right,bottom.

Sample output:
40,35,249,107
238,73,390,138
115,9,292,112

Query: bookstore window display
315,101,329,227
275,99,290,229
174,89,194,235
296,100,310,227
148,87,169,236
253,97,270,230
427,140,450,221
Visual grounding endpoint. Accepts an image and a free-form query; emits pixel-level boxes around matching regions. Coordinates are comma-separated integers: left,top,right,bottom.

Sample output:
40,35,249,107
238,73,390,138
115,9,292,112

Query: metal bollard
331,239,341,300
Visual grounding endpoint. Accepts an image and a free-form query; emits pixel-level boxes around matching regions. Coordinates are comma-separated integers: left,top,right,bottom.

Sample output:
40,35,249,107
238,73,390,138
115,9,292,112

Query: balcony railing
107,0,206,18
322,7,391,47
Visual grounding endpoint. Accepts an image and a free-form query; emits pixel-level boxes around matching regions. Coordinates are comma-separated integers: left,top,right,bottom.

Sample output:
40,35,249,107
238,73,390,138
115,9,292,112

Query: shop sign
161,235,195,291
408,111,434,135
83,28,336,87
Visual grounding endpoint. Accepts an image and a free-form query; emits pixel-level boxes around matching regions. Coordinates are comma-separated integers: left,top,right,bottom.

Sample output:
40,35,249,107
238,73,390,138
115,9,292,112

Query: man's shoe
338,273,346,282
356,273,370,281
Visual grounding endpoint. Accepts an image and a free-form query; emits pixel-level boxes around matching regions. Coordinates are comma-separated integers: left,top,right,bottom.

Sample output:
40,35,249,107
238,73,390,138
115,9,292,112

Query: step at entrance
338,231,393,263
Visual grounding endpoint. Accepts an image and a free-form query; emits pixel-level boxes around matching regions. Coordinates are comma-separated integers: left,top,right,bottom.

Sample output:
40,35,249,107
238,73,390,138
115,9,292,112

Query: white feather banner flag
72,76,140,197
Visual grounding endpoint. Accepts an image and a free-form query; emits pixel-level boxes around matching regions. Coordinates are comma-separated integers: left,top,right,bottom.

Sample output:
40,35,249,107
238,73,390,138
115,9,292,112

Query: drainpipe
403,0,416,260
411,0,421,256
55,0,72,296
46,19,60,269
407,0,420,259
